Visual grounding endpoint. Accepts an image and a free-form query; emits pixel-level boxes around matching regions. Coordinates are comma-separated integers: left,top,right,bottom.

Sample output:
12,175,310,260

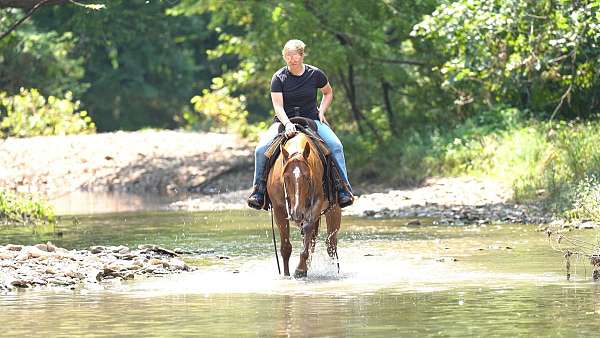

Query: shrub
0,189,55,225
0,88,96,138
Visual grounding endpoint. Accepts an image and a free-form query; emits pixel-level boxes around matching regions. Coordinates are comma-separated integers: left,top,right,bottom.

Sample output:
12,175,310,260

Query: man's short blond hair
282,39,306,57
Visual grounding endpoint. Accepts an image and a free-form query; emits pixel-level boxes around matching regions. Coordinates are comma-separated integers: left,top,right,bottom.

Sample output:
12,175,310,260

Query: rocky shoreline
0,242,202,293
170,176,554,225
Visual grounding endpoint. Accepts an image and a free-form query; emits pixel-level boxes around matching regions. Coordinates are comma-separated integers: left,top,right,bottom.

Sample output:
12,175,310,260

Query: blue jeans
252,120,352,191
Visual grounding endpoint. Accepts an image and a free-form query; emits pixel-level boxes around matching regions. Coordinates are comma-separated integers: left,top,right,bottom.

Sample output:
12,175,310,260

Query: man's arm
318,82,333,124
271,92,291,125
271,92,297,136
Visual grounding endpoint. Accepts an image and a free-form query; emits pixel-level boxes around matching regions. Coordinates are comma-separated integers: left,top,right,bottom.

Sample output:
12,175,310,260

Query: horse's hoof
294,269,307,278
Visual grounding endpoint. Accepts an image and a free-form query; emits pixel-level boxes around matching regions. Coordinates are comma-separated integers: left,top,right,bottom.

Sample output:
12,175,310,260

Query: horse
267,131,341,278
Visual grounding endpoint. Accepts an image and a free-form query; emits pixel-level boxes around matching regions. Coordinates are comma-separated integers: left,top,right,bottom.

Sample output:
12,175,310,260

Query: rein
270,207,281,275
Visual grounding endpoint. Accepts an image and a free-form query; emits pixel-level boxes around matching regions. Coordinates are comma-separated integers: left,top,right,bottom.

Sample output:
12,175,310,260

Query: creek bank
0,130,253,197
0,242,216,293
172,176,553,225
0,131,557,224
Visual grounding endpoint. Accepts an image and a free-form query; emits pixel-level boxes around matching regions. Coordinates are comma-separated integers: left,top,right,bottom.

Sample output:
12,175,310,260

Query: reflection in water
49,191,181,215
2,211,600,336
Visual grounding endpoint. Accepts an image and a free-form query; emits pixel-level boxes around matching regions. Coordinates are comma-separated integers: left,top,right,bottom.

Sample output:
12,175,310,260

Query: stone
46,242,57,252
148,258,163,265
111,245,130,254
34,244,49,252
5,244,23,251
89,246,106,254
405,219,421,226
26,246,48,258
11,280,29,288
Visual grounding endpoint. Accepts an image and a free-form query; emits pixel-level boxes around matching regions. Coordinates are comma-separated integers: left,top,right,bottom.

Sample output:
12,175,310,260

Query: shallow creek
2,210,600,336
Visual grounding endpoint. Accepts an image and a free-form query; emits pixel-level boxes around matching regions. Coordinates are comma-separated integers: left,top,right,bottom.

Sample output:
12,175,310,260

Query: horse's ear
282,147,290,163
302,143,310,159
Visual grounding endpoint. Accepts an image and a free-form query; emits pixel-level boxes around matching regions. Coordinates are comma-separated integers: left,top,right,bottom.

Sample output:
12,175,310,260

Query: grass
0,189,55,226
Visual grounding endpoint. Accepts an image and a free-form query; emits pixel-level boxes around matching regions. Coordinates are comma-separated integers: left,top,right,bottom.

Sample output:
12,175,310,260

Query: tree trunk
381,79,398,137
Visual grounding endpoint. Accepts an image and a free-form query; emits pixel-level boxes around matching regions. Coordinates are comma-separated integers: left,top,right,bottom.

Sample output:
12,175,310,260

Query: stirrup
247,184,266,210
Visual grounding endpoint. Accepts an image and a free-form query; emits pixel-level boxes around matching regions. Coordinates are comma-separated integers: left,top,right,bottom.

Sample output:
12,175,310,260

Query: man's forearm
319,92,333,114
274,107,291,125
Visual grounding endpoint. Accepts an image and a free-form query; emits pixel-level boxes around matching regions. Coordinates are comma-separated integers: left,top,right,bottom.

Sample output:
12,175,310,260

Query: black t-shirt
270,64,328,121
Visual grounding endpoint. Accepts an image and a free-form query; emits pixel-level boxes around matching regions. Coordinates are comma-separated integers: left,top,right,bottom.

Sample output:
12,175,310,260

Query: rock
146,258,161,265
34,244,49,252
1,242,198,291
167,259,187,271
0,252,15,260
5,244,23,251
405,219,421,226
11,280,29,288
46,242,57,252
26,246,48,258
111,245,130,254
89,246,106,254
138,245,178,257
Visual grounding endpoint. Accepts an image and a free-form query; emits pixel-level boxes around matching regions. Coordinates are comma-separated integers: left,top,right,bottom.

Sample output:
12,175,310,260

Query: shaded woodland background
1,0,600,220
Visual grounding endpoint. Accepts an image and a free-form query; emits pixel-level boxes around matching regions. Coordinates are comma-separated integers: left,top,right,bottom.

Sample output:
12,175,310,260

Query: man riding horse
247,39,354,210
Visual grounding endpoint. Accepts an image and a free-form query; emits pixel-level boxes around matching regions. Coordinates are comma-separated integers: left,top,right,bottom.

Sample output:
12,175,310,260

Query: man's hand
285,122,297,137
318,109,329,125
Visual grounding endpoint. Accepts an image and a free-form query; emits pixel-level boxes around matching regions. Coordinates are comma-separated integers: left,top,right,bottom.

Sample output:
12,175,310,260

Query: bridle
281,152,316,225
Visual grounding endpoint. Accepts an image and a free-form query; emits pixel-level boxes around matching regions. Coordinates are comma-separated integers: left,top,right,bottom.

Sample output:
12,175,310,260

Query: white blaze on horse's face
293,166,301,212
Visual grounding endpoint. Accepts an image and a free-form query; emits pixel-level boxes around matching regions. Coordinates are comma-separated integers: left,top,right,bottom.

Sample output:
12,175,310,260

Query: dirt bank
0,130,254,197
0,130,551,224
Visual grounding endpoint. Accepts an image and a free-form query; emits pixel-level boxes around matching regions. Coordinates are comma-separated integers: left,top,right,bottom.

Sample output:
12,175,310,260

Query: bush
564,175,600,222
0,88,96,138
0,190,55,225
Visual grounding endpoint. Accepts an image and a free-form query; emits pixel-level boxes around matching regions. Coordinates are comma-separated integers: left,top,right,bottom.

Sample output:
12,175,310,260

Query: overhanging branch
0,0,53,41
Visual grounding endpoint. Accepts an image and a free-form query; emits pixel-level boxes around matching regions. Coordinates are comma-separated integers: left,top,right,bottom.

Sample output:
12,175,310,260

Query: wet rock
111,245,130,254
138,244,178,257
89,246,106,254
1,243,198,292
11,280,30,288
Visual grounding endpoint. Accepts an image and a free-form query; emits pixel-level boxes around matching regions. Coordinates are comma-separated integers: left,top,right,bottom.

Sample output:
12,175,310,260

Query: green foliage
0,8,88,98
413,0,600,119
0,189,55,225
0,88,96,138
186,77,249,133
564,175,600,222
172,0,443,137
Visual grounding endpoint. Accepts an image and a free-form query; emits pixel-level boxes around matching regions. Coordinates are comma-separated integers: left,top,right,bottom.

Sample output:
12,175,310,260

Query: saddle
261,117,338,211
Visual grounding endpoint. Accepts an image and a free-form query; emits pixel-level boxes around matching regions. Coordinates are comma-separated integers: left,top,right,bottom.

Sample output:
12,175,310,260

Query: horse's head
281,135,320,226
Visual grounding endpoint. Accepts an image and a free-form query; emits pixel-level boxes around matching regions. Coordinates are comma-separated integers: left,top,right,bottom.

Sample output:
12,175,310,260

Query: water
2,210,600,336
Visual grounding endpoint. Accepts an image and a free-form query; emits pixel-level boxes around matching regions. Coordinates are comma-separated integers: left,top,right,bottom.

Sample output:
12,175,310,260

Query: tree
171,0,442,140
412,0,600,120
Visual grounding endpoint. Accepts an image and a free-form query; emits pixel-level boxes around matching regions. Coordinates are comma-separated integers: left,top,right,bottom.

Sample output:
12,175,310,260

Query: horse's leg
294,221,316,278
273,206,292,276
325,205,341,270
310,218,320,254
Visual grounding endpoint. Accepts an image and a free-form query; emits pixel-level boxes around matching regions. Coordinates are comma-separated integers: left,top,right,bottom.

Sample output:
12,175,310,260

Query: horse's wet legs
326,206,341,270
294,222,315,278
274,206,292,276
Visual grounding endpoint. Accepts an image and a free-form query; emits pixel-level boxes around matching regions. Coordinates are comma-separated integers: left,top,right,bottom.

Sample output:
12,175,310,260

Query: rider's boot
333,166,354,208
247,181,267,210
248,159,269,210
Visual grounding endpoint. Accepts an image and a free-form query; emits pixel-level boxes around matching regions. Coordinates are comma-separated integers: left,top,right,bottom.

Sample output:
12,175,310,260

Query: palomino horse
267,131,342,277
